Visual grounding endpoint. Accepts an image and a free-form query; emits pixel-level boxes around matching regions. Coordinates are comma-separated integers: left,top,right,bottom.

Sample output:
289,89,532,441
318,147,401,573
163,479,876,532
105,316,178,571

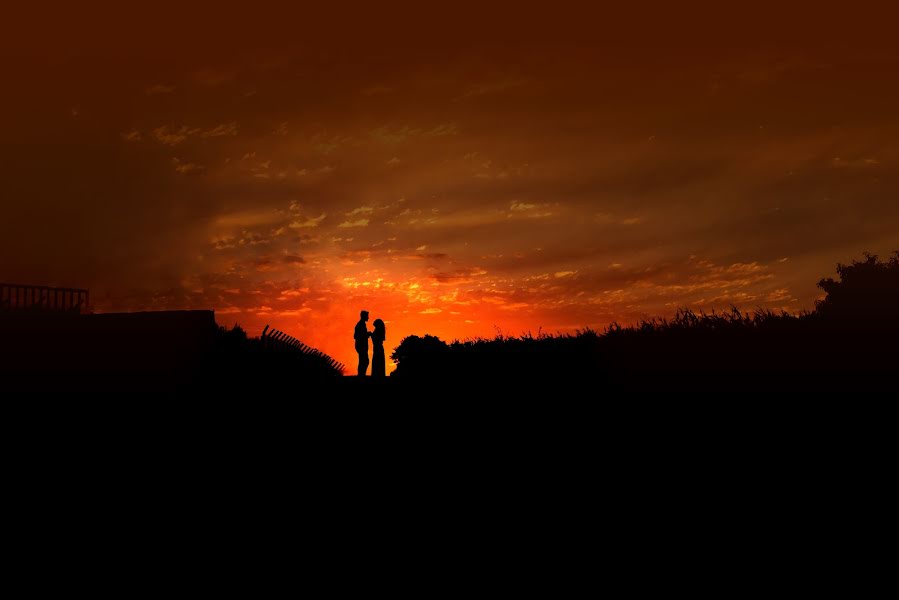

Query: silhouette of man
354,310,371,377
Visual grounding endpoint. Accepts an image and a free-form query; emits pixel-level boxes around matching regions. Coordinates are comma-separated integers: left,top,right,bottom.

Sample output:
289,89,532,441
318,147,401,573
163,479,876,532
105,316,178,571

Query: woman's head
373,318,385,332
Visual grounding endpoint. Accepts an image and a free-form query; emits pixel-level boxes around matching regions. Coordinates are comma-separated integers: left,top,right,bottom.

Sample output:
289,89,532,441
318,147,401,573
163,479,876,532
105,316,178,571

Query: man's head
360,310,369,322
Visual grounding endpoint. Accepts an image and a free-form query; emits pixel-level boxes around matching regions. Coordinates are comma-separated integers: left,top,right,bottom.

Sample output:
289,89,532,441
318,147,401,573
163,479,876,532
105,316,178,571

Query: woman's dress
371,331,386,377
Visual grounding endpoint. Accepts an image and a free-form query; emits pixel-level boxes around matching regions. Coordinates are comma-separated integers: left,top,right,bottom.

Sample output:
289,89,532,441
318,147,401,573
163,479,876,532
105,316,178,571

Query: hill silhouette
390,252,899,391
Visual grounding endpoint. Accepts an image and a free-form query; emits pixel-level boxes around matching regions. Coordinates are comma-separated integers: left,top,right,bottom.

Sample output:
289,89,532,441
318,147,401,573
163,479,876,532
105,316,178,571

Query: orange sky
2,3,898,373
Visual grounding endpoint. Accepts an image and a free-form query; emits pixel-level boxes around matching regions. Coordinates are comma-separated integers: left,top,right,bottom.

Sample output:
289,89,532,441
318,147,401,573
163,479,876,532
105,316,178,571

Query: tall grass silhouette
391,252,899,390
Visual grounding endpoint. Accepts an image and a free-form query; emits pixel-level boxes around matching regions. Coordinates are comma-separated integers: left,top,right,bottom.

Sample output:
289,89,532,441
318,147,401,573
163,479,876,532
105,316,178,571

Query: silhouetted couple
354,310,386,377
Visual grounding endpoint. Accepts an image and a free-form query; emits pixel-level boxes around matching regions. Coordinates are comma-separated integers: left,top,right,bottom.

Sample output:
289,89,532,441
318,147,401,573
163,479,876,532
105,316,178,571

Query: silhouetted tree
816,252,899,327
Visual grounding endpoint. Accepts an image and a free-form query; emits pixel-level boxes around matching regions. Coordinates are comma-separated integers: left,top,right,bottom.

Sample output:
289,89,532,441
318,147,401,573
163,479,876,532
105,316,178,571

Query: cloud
431,268,487,283
362,84,394,96
151,123,236,145
279,289,309,297
509,202,553,218
455,78,526,102
419,308,443,314
312,134,353,155
238,231,270,246
425,123,458,136
121,129,142,142
417,253,449,260
290,214,327,228
498,302,530,311
338,219,369,228
370,123,458,145
254,259,276,272
402,208,506,228
345,206,374,216
830,157,880,168
152,125,198,146
211,236,236,250
370,126,417,145
595,213,645,226
554,271,576,278
277,308,312,316
283,254,305,264
215,209,285,229
765,288,793,302
201,122,238,138
145,84,175,95
173,157,204,174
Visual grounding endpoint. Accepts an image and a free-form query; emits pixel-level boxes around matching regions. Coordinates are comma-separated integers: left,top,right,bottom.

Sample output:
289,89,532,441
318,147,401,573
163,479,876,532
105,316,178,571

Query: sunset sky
3,4,898,373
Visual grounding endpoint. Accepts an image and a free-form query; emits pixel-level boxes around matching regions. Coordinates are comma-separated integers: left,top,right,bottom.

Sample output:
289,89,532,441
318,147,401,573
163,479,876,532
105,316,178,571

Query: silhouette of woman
371,319,386,377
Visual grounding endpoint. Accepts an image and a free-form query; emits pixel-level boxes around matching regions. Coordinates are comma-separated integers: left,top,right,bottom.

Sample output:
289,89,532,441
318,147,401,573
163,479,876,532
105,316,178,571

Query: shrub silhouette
391,334,450,379
816,252,899,326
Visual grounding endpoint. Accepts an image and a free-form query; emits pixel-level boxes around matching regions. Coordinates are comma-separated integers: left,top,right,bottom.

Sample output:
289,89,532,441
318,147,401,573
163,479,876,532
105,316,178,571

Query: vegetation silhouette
203,323,343,391
390,252,899,391
815,252,899,324
2,251,895,392
0,310,342,392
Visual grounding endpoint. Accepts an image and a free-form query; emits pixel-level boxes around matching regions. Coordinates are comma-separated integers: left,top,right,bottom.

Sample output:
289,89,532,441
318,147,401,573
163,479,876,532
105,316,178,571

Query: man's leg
357,351,369,377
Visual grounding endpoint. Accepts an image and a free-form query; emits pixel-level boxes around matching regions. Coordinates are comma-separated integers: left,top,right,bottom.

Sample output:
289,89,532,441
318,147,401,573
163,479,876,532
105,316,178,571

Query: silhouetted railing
261,325,345,374
0,283,89,313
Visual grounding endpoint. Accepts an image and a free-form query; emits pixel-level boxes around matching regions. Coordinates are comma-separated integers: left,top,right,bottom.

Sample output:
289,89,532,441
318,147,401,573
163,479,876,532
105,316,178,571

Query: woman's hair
373,319,385,338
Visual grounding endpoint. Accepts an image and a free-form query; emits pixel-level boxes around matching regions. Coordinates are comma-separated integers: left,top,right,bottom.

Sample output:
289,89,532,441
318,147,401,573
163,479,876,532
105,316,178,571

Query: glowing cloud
338,219,370,228
290,214,327,229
